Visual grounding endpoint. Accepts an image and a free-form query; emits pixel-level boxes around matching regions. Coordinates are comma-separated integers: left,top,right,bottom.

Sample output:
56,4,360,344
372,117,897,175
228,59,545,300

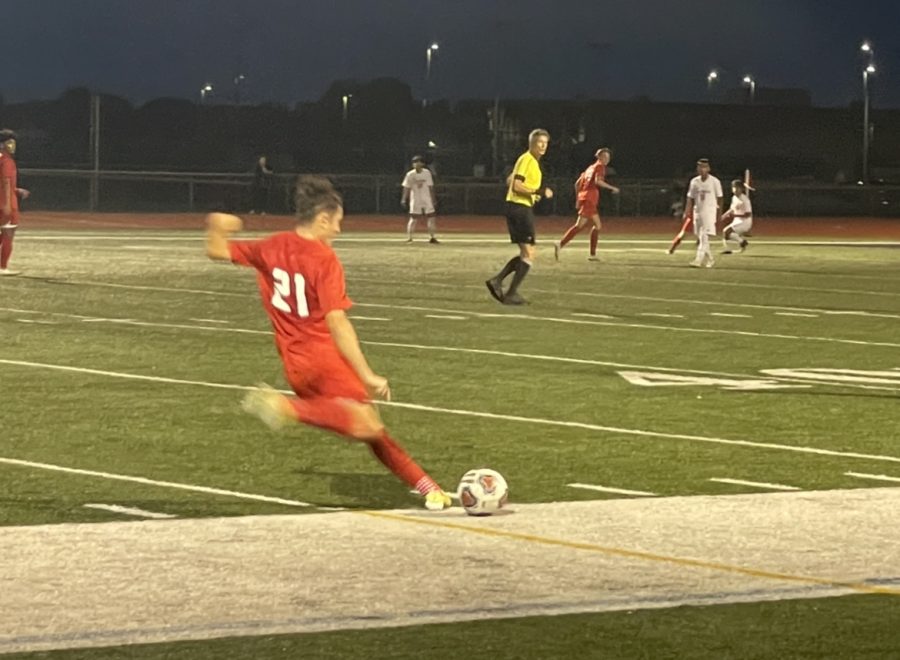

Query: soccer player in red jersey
205,175,453,510
554,148,619,262
0,129,31,276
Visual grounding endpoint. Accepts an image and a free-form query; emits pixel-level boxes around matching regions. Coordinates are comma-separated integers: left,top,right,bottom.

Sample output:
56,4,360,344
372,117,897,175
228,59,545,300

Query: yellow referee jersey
506,151,542,207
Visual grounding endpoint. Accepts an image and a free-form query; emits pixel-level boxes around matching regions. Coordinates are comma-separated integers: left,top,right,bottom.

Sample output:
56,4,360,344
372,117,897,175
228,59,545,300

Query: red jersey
576,161,606,203
0,151,18,222
229,232,352,359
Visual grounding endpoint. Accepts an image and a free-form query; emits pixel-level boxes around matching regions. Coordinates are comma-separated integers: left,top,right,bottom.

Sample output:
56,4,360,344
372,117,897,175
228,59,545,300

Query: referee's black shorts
505,202,536,245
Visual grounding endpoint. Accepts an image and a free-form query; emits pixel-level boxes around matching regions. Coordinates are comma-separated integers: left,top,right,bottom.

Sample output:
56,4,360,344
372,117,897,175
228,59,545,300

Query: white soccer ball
457,468,509,516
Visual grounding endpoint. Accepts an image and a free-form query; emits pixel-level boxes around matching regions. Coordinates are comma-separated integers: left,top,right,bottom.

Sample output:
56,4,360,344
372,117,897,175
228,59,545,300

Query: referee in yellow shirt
486,128,554,305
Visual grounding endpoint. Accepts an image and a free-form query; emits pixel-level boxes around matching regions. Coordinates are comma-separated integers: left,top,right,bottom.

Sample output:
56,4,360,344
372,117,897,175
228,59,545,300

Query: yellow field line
360,510,900,597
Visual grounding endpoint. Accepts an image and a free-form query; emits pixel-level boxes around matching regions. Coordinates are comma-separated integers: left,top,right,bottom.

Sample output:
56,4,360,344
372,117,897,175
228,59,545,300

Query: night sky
5,0,900,107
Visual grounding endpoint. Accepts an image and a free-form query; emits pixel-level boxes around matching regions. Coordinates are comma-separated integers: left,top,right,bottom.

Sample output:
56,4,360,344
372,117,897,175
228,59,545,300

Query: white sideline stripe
3,358,900,465
16,319,57,325
83,503,177,519
775,312,819,318
3,308,900,393
189,318,231,324
567,483,656,497
0,456,313,508
845,472,900,484
572,312,616,319
710,313,753,318
60,278,900,319
349,316,391,322
424,314,468,320
709,478,801,492
3,309,899,393
639,313,685,319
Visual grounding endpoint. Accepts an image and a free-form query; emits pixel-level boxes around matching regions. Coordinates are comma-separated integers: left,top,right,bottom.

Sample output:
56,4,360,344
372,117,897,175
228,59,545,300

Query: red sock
589,227,599,255
559,223,582,248
0,233,12,269
369,432,439,494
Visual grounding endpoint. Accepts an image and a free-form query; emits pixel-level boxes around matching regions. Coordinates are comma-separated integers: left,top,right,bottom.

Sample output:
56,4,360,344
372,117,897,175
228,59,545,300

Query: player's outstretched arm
205,212,243,261
326,309,391,401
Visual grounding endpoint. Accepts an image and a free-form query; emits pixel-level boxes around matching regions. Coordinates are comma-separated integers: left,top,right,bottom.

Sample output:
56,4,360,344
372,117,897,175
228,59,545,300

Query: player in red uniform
554,148,619,262
205,175,453,510
0,129,31,276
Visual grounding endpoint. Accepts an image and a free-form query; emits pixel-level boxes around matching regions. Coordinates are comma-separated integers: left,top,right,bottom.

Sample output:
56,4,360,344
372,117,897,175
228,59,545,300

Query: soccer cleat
424,489,453,511
553,242,561,262
429,237,440,244
740,240,749,252
0,268,22,276
241,383,296,431
587,255,600,262
721,249,733,255
688,259,703,268
405,238,413,243
485,278,504,303
502,291,528,305
705,257,715,268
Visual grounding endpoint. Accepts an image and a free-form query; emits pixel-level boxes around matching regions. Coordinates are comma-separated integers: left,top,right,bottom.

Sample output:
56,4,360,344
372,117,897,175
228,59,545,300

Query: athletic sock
369,431,439,493
559,223,581,248
406,217,417,239
589,227,599,255
495,256,520,282
427,217,436,238
506,259,531,296
0,233,12,269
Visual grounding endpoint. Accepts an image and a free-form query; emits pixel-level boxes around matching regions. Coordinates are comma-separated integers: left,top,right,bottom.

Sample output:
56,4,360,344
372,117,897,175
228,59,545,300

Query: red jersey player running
205,175,452,511
554,148,619,262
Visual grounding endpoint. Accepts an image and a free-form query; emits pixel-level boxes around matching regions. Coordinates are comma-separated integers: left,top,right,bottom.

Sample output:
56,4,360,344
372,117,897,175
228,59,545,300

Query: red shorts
576,202,598,218
282,342,368,402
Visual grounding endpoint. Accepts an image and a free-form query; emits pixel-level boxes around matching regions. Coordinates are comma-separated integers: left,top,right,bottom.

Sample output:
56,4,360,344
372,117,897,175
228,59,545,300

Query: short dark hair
0,129,17,142
528,128,550,144
596,147,612,158
697,158,710,166
411,155,425,164
731,179,747,193
293,175,342,223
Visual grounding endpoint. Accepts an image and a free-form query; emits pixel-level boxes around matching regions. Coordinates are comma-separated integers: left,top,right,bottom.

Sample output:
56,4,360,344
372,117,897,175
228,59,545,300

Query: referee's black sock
495,256,520,282
506,260,531,295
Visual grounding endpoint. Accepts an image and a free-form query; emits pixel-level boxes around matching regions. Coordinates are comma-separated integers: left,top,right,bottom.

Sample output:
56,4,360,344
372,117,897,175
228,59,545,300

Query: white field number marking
761,368,900,386
618,371,806,391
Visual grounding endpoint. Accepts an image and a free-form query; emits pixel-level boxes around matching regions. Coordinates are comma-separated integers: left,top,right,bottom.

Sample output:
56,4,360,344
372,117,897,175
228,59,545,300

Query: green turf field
1,229,899,658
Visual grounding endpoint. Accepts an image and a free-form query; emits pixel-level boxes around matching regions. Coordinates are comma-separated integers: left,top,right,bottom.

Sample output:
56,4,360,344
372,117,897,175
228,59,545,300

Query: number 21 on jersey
271,267,310,317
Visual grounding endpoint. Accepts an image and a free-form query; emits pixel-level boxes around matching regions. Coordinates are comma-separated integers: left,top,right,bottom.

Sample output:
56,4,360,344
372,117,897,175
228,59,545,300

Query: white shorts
693,214,717,237
725,217,753,235
409,204,436,217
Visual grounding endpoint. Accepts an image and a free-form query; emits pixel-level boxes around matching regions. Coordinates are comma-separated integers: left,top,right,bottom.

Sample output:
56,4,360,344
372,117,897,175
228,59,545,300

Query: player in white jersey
683,158,723,267
721,179,752,254
400,155,439,243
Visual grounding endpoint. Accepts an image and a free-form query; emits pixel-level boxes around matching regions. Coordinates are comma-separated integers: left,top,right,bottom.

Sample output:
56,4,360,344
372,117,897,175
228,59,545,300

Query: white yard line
0,456,314,508
709,478,801,492
3,308,899,393
639,313,685,319
775,312,819,318
16,319,58,325
424,314,468,320
710,313,753,318
572,312,616,319
189,318,231,324
3,358,900,465
83,503,177,519
567,483,656,497
845,472,900,484
349,316,391,321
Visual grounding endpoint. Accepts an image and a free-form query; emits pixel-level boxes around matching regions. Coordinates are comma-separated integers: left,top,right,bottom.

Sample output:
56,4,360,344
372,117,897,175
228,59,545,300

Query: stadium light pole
424,42,439,107
341,94,352,123
742,75,756,104
706,69,718,89
200,83,214,104
862,63,876,184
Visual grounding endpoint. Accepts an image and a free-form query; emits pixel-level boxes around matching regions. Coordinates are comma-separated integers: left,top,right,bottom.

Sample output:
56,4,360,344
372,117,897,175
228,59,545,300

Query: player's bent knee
344,401,385,440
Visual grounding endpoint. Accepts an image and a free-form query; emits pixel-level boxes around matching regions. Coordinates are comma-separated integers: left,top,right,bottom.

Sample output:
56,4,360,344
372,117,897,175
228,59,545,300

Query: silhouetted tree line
1,79,898,182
